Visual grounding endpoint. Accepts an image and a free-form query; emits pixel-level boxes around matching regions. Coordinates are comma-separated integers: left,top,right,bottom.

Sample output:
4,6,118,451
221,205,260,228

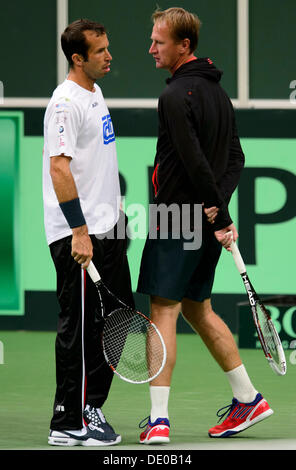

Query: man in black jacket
137,8,273,444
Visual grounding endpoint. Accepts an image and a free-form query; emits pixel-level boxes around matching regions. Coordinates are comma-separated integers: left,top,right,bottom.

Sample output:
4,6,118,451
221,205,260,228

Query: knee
181,298,214,327
151,296,180,316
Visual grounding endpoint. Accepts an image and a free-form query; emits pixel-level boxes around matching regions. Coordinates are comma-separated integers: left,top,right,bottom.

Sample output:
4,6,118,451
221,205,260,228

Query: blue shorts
137,230,222,302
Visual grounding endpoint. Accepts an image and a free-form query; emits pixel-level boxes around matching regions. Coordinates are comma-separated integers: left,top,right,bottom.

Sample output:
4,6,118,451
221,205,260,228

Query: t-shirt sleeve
46,96,82,159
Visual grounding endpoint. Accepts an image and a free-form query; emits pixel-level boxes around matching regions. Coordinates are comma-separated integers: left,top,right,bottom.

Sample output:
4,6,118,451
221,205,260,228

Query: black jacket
152,57,245,231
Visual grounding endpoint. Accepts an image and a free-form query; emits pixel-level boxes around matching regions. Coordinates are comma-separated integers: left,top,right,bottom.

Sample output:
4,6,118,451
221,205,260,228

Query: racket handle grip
230,241,246,274
86,261,101,283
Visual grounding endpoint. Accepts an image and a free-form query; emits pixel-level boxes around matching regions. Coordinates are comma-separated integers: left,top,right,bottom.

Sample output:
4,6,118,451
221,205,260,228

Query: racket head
102,307,166,384
253,300,287,376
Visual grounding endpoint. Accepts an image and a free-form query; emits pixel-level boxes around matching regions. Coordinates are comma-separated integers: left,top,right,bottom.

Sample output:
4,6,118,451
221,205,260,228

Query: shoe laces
139,416,150,429
216,399,237,423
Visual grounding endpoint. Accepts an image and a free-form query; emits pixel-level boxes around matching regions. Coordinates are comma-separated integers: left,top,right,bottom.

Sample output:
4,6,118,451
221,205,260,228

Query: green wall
0,110,296,332
1,0,296,332
0,114,22,313
1,1,57,97
1,111,295,323
20,136,296,297
249,0,296,99
68,0,237,98
2,0,296,100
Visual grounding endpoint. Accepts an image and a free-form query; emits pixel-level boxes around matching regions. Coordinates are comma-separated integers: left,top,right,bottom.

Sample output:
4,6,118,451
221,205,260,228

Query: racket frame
86,261,167,384
230,240,286,376
103,309,167,384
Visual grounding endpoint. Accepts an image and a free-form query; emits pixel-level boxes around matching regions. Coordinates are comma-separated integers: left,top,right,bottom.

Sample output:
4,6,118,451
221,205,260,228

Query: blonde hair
152,7,201,52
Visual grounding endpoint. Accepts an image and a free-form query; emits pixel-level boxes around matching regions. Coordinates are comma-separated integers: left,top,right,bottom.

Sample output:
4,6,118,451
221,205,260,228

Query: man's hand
71,225,93,268
204,205,219,224
214,223,238,251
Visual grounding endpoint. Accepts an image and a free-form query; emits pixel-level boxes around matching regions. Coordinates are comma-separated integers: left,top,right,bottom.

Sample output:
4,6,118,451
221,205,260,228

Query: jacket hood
167,57,223,84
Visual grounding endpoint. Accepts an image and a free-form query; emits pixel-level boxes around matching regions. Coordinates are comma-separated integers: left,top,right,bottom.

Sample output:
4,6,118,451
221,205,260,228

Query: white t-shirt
43,79,121,245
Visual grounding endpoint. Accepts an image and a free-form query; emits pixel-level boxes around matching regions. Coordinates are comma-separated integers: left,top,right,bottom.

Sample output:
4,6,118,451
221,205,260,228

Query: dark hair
152,7,201,52
61,19,106,67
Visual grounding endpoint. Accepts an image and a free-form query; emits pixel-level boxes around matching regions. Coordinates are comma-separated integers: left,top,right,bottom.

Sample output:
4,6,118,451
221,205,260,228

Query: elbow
50,155,71,180
49,164,59,181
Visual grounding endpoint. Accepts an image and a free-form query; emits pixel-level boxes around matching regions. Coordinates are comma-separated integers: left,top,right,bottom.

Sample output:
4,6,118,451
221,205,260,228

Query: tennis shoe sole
48,430,121,446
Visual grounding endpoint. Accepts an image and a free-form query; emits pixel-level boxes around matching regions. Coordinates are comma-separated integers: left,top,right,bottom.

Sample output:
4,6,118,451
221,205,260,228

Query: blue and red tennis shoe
208,393,273,438
139,416,170,444
138,393,272,443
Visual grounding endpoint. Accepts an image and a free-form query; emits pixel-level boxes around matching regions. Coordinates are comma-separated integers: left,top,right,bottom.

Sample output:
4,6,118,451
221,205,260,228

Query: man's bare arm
50,155,93,268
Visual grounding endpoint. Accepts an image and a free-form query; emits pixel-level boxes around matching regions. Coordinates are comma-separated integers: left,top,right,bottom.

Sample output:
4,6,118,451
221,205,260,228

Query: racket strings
256,303,281,364
103,308,165,383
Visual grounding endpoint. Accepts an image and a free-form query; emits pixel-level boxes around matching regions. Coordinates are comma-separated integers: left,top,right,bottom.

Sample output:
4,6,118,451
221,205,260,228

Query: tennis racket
86,261,166,384
230,240,286,376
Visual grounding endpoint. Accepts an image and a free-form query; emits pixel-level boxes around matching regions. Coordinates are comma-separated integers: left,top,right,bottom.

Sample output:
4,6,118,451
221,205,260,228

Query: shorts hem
137,287,211,303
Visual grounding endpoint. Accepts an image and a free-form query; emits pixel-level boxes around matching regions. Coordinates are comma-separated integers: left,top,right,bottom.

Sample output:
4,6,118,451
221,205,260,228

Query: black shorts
137,228,222,303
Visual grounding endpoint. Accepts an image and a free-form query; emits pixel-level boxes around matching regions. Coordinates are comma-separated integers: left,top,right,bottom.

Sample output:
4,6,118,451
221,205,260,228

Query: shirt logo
102,114,115,145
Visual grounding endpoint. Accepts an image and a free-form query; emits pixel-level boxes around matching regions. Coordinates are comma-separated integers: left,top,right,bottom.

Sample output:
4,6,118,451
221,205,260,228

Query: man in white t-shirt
44,19,134,447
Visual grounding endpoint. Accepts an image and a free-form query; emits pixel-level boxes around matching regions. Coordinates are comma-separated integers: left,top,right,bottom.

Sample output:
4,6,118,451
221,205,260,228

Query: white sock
150,386,170,422
225,364,258,403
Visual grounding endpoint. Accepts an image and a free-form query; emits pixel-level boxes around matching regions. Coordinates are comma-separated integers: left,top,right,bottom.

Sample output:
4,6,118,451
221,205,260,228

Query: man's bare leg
181,297,258,402
181,297,241,372
150,295,181,386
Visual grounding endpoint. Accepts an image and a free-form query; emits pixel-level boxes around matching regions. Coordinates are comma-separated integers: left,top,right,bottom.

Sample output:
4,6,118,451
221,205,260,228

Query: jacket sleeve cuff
211,205,233,231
